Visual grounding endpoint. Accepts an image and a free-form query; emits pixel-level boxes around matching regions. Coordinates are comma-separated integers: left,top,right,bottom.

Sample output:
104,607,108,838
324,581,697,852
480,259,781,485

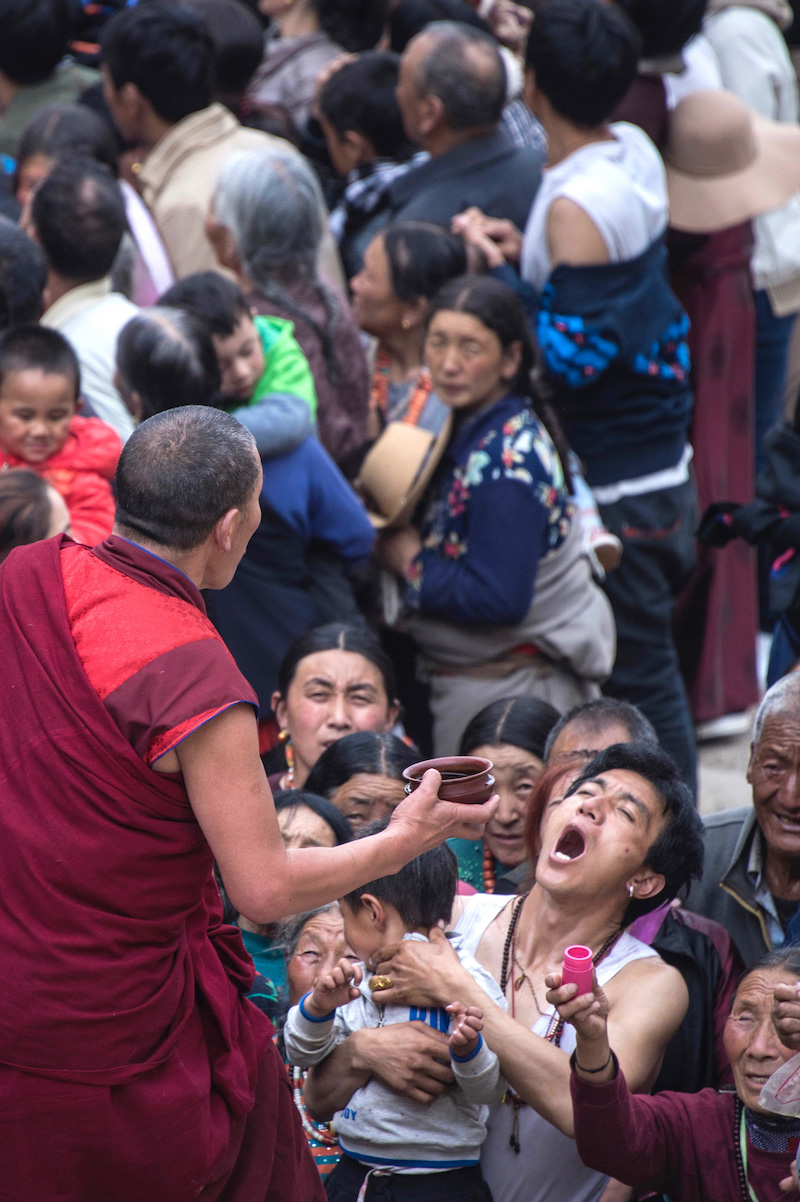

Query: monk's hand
305,957,362,1017
372,926,467,1008
546,969,614,1081
388,767,499,849
773,982,800,1050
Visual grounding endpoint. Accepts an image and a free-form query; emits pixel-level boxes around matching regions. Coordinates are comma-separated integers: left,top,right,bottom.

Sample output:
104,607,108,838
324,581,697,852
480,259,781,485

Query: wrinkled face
329,772,406,833
471,742,544,869
275,651,397,783
350,234,408,340
748,713,800,860
16,152,53,209
547,720,635,764
425,311,518,413
213,315,265,404
277,803,338,850
0,370,76,464
287,909,358,1006
725,967,800,1114
536,769,665,905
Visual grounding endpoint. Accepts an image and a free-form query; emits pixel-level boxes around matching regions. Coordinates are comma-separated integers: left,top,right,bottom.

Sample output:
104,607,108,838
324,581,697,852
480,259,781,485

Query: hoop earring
627,883,635,898
278,728,295,786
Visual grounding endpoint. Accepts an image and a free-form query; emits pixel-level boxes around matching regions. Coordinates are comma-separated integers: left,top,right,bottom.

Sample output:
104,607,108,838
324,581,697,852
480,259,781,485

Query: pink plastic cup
562,945,594,998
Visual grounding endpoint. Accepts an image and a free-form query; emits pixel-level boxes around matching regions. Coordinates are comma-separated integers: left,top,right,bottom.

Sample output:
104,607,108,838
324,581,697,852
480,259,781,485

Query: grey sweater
284,934,507,1171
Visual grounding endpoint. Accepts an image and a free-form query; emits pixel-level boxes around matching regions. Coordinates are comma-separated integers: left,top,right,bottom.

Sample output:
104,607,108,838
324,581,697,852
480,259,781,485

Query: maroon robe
572,1066,800,1201
0,535,324,1202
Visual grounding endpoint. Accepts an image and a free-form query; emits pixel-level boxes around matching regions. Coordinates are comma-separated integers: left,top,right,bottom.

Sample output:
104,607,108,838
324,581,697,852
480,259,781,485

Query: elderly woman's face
747,712,800,862
351,235,410,340
274,650,397,785
725,967,800,1114
286,909,358,1006
470,742,544,869
329,772,406,833
277,803,338,849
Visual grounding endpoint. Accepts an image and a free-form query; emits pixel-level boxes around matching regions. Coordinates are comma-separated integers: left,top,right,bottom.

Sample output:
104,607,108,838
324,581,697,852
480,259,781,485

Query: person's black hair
388,0,486,54
116,308,221,420
16,104,119,189
0,323,80,399
459,696,560,761
160,271,250,339
0,0,70,86
0,218,47,329
525,0,640,127
311,0,388,53
341,816,458,928
544,697,658,761
564,743,704,924
101,2,215,125
426,274,534,396
0,468,54,564
115,406,260,551
319,52,415,160
382,221,468,303
304,732,417,798
31,156,126,282
273,789,353,846
181,0,264,101
616,0,706,60
276,622,398,705
415,21,506,130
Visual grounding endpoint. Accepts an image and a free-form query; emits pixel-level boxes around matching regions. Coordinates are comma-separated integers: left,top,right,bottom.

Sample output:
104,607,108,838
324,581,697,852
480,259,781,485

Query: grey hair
213,146,342,385
214,146,324,286
414,21,506,130
275,903,340,962
753,673,800,743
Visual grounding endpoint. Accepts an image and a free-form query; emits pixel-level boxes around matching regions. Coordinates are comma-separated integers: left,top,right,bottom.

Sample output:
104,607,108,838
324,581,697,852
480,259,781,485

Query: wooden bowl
402,756,495,804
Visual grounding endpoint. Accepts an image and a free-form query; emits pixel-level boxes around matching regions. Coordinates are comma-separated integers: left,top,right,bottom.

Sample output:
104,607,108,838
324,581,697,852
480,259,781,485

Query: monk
0,406,497,1202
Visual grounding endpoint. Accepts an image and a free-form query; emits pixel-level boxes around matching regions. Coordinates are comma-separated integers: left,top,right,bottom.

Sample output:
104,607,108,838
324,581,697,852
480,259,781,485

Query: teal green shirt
240,928,287,996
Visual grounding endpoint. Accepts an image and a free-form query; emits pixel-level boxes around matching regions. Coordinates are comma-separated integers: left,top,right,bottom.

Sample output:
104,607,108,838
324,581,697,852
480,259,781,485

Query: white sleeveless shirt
454,893,661,1202
520,121,668,292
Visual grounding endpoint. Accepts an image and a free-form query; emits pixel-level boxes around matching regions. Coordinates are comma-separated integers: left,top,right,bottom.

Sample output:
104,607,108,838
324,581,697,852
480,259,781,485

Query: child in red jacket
0,325,120,546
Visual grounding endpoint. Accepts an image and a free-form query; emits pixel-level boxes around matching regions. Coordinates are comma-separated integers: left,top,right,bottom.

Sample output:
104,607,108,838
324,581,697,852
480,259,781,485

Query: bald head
406,21,507,132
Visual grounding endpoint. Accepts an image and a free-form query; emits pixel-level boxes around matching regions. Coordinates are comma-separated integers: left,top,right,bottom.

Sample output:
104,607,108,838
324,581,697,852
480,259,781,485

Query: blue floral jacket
407,393,571,626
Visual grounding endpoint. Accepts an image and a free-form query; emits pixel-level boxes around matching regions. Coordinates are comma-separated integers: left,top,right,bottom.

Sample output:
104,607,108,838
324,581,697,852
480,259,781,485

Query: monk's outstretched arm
176,703,497,923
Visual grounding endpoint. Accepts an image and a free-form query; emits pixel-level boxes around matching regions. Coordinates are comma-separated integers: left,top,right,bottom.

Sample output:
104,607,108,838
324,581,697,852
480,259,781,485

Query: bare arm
177,704,497,923
373,931,688,1136
304,1023,455,1119
546,196,610,271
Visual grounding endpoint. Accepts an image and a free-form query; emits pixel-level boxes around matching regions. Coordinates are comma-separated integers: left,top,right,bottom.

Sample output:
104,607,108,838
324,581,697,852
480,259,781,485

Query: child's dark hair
319,52,415,160
160,271,251,339
341,817,458,929
0,324,80,399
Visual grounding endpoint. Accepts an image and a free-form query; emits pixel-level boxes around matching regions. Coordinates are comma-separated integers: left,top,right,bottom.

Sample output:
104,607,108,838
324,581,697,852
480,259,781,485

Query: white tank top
520,121,668,292
454,893,661,1202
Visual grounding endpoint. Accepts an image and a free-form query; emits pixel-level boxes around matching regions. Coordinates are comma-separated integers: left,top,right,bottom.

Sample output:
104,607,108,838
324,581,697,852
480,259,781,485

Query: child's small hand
773,982,800,1050
304,958,363,1018
447,1002,484,1057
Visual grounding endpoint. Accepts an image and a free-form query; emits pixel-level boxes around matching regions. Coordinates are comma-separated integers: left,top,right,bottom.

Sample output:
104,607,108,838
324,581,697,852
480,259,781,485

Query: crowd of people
4,0,800,1198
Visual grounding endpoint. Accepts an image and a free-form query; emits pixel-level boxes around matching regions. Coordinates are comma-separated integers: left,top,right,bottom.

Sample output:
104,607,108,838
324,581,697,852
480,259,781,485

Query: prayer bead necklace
291,1066,339,1147
482,846,496,894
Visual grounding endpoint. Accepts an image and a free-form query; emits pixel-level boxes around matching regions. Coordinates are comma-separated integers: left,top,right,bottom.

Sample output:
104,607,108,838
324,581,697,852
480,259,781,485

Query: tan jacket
139,103,343,286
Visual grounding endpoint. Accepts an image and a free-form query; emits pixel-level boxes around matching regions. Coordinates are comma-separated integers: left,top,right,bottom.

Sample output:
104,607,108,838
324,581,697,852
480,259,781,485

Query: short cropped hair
319,52,414,159
341,817,458,929
0,0,70,86
116,308,221,420
114,407,260,551
415,22,506,130
0,219,47,329
180,0,264,99
562,743,704,924
31,157,126,282
0,324,80,399
160,272,251,340
544,697,658,761
753,673,800,744
526,0,640,127
101,2,215,125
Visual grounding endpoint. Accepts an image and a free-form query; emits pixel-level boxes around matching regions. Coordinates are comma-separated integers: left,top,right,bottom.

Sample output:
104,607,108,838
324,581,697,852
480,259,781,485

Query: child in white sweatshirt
283,822,506,1201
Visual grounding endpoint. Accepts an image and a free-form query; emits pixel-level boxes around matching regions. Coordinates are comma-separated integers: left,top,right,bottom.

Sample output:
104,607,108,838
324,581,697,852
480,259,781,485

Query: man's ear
214,506,240,554
360,894,387,930
418,92,445,139
746,742,756,785
205,213,241,275
343,129,377,167
627,871,666,904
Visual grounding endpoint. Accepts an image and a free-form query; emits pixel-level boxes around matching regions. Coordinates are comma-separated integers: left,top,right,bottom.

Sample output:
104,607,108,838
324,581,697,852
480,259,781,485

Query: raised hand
304,956,363,1018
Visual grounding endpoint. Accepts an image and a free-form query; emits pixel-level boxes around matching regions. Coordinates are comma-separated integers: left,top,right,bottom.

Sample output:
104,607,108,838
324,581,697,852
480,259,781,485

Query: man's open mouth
553,826,586,862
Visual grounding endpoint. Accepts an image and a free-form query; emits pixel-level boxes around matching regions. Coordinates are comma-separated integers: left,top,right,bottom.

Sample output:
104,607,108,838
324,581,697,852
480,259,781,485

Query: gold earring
401,317,411,330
